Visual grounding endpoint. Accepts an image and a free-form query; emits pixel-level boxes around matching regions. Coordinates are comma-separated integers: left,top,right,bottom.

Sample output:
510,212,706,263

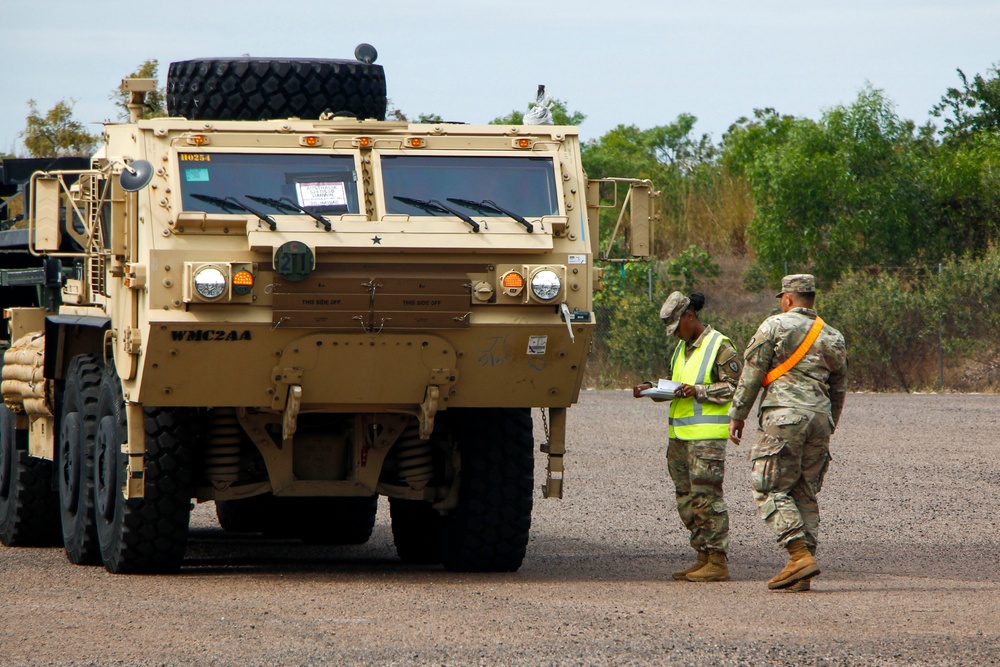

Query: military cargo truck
0,47,654,573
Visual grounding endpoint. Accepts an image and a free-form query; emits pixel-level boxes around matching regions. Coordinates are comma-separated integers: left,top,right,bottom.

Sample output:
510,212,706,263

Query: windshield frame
173,148,365,218
372,150,564,222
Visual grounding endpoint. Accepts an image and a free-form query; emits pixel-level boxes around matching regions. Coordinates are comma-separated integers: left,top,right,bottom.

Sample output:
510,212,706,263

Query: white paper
640,378,682,402
639,387,673,402
296,181,347,207
657,379,682,392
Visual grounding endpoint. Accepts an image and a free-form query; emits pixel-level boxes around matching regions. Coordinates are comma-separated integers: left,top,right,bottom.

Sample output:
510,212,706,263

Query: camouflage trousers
749,407,833,550
666,437,729,554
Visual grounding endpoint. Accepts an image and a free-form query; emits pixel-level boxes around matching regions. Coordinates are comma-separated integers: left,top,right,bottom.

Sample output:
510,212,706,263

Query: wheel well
44,318,109,381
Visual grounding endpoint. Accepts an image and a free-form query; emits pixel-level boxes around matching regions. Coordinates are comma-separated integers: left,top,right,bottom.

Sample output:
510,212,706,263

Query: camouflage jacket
667,325,742,405
729,308,848,425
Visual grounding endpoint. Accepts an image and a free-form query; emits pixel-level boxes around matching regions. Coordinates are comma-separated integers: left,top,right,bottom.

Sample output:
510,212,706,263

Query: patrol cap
659,291,690,335
775,274,816,297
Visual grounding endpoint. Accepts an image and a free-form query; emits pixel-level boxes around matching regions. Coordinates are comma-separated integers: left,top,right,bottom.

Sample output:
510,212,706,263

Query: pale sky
1,0,996,155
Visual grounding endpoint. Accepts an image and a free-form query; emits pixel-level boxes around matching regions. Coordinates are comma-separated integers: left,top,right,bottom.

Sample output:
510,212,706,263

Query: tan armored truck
0,47,654,573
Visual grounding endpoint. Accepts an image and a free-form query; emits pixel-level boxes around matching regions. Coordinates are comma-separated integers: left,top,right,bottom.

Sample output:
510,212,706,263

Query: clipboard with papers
639,378,682,402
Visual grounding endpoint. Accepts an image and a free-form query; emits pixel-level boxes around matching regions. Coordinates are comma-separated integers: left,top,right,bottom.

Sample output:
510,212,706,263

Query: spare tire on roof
166,58,387,121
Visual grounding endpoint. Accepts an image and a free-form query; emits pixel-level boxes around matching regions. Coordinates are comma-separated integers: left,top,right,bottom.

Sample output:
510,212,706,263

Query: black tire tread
215,494,273,534
0,356,61,548
0,450,61,547
440,408,534,572
96,368,195,574
389,497,443,564
283,495,379,545
166,58,387,121
59,353,103,565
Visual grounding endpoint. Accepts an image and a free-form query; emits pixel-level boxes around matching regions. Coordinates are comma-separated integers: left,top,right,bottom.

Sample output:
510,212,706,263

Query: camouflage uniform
665,325,742,554
729,276,848,551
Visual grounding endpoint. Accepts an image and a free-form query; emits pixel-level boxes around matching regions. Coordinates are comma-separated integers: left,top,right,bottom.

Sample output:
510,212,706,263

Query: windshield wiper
447,198,534,233
191,193,277,230
246,194,333,231
394,195,480,233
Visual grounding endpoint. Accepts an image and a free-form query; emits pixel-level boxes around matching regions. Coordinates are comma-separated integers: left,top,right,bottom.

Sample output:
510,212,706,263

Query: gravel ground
1,391,998,666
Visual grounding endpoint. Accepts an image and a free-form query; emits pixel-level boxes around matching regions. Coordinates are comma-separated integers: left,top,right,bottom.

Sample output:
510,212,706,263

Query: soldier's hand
674,383,695,399
729,418,745,445
632,382,653,398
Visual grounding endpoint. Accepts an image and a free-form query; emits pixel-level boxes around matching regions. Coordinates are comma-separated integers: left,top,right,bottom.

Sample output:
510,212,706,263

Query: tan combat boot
672,551,708,580
786,545,817,591
768,538,820,590
685,551,730,582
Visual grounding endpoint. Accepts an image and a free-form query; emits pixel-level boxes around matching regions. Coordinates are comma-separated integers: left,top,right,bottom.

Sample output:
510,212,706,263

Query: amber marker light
517,138,531,148
232,269,255,295
407,137,424,147
356,136,371,147
501,270,525,296
502,272,524,288
188,134,209,146
300,135,320,147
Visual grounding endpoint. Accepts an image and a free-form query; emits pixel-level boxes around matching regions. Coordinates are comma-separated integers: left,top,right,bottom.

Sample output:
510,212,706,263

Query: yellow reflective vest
668,329,732,440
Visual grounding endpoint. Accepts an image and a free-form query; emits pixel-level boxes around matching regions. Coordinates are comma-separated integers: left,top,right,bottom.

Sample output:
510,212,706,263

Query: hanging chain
540,407,550,445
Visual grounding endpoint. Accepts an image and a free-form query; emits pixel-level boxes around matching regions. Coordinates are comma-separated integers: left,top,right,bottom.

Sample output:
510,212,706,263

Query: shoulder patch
730,360,740,373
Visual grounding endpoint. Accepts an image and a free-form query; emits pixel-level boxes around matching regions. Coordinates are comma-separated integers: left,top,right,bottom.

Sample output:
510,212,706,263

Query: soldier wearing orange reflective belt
729,274,848,592
634,292,742,583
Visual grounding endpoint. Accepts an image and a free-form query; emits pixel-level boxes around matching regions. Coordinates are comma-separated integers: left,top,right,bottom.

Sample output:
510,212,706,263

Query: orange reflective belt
762,316,825,386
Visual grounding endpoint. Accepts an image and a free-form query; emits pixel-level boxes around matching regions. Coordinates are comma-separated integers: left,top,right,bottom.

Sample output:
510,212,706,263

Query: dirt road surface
1,392,998,666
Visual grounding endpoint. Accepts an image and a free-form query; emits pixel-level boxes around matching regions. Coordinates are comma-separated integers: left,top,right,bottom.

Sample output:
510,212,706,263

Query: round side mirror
120,160,154,192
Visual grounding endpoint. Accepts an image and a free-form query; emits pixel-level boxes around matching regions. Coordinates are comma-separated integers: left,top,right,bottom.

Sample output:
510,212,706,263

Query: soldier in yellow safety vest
633,291,742,582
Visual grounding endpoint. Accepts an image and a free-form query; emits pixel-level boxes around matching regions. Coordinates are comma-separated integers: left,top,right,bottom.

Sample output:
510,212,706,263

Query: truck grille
271,264,483,332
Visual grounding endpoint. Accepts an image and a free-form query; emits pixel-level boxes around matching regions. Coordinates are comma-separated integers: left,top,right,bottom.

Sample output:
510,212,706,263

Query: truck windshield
381,155,559,217
178,153,360,215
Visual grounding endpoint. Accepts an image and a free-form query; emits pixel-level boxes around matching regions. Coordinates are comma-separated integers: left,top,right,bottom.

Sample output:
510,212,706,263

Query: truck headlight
530,269,561,301
193,266,227,299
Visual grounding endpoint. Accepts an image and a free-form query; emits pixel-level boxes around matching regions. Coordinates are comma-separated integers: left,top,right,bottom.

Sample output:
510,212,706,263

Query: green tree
721,108,800,178
931,63,1000,145
919,130,1000,251
111,60,166,120
21,99,98,157
724,86,935,283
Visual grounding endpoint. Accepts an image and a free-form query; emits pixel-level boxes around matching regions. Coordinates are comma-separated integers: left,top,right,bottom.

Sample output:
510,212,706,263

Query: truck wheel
389,497,442,564
215,494,276,533
439,408,534,572
93,369,195,573
0,361,61,547
167,58,387,122
284,495,379,545
58,354,103,565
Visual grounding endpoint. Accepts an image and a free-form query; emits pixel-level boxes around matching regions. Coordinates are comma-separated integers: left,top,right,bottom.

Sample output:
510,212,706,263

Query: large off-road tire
215,494,275,534
283,495,379,545
58,354,104,565
93,368,195,574
389,497,443,564
166,58,387,121
439,408,534,572
0,359,60,547
217,493,378,545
